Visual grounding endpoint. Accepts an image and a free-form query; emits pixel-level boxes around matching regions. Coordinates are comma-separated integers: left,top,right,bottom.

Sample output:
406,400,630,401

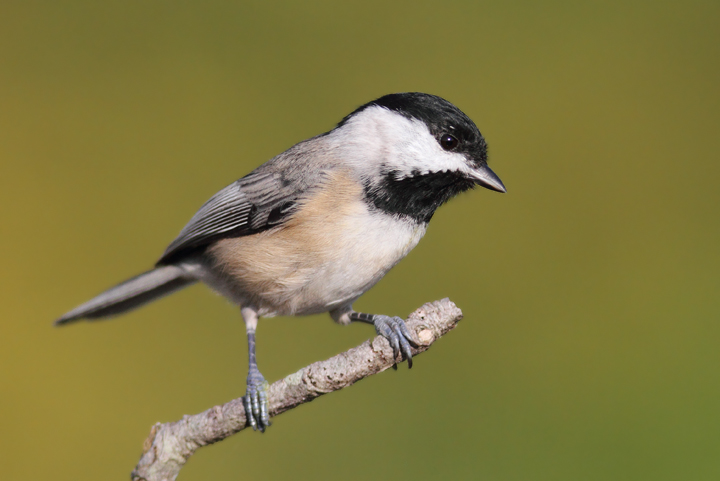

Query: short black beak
470,164,506,193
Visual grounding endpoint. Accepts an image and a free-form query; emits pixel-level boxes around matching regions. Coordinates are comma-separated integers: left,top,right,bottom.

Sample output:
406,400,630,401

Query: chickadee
56,92,506,432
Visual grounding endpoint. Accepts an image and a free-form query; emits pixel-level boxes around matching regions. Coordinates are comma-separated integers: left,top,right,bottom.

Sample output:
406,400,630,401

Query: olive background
2,1,719,480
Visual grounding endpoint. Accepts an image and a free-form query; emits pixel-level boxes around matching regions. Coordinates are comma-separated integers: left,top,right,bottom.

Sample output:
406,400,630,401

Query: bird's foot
243,368,271,432
373,315,418,369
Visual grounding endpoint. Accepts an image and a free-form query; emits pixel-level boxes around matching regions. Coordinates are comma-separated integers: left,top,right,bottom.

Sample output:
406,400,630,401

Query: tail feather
55,265,196,325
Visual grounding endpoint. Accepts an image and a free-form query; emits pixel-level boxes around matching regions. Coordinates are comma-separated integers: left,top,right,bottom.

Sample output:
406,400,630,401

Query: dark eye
440,134,459,151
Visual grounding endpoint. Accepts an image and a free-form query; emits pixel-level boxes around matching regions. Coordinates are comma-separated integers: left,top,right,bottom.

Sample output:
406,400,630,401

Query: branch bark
131,298,464,481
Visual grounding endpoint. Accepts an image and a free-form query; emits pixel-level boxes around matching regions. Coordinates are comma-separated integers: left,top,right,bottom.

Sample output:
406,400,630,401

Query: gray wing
157,170,300,264
157,135,337,264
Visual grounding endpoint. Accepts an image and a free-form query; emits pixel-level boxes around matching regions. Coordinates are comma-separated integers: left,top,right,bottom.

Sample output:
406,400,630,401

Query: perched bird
56,92,506,432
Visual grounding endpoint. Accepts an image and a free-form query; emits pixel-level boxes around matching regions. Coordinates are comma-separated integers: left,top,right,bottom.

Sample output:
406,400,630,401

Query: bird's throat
364,170,474,223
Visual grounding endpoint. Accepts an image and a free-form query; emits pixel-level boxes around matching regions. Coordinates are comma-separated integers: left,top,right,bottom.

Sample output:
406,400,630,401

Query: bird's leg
349,311,418,368
241,307,270,432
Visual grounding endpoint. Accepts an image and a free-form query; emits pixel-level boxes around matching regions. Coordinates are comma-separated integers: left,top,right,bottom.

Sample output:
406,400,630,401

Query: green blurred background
2,1,719,479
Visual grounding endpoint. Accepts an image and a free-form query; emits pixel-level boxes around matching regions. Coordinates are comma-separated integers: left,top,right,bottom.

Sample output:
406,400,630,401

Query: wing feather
157,137,333,264
158,171,297,264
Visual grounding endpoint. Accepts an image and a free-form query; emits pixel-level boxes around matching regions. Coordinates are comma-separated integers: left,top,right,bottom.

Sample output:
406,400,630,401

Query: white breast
297,200,427,314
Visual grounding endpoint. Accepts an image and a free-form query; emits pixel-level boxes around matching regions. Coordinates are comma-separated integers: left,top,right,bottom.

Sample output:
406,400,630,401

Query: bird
55,92,506,432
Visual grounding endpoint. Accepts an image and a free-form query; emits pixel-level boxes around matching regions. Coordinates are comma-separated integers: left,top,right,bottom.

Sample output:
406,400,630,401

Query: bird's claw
243,369,271,432
373,315,418,368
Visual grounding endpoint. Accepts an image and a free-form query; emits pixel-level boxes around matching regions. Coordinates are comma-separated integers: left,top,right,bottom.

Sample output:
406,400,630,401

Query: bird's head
329,92,505,223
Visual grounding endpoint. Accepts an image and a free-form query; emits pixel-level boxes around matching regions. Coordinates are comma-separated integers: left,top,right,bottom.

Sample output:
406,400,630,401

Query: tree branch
131,298,464,481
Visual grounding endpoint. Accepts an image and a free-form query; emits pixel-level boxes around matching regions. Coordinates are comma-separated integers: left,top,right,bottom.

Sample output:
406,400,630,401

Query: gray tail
55,265,197,325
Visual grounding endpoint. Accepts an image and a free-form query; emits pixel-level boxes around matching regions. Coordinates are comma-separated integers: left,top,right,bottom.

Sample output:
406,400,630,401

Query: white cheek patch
329,106,474,181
